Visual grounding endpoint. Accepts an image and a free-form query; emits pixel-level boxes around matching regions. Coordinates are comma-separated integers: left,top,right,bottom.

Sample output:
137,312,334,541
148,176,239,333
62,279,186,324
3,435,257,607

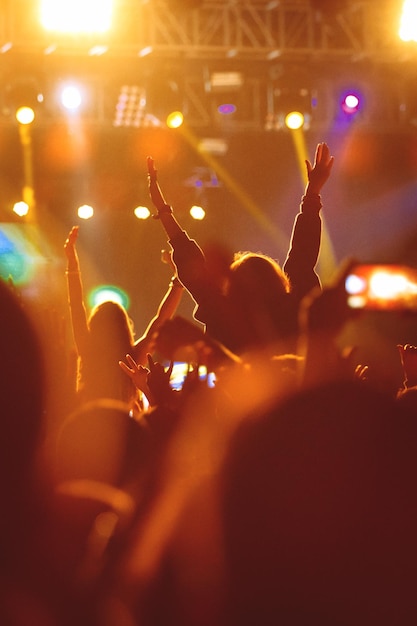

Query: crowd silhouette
2,142,417,625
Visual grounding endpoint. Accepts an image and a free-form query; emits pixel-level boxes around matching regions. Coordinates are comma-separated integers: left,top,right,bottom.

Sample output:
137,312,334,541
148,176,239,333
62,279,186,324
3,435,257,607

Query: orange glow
42,124,92,170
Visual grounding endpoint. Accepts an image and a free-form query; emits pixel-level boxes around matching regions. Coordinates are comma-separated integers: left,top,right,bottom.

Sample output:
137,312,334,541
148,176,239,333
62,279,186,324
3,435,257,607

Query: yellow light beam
18,123,36,222
178,125,289,251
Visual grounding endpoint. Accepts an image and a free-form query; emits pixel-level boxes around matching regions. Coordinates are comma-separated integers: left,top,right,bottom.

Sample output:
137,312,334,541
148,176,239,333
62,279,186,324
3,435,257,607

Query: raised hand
64,225,81,274
397,344,417,388
135,353,175,408
64,225,79,257
147,156,169,211
119,353,150,393
305,142,334,195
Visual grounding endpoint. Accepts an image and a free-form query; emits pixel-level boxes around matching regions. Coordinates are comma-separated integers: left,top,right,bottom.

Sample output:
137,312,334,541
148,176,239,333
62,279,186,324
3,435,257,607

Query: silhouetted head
227,252,290,303
79,301,137,405
88,300,135,346
223,252,294,353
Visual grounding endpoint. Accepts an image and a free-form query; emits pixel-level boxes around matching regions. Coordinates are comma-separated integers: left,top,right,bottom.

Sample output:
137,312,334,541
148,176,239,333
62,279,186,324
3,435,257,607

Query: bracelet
301,193,322,213
152,204,173,220
169,276,184,289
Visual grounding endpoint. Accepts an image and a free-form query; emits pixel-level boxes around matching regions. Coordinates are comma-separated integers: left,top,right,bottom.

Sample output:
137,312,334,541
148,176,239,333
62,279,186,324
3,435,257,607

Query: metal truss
0,0,411,62
0,1,415,132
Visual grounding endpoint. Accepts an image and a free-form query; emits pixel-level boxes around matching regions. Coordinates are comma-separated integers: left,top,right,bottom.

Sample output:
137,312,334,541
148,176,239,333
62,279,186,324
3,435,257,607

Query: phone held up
345,264,417,311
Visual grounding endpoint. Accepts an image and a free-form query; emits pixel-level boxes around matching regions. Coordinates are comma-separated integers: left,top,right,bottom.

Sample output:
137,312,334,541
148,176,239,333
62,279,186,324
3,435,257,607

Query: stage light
13,201,29,217
0,225,39,286
146,73,184,128
206,69,245,123
266,81,312,131
166,110,184,128
209,72,243,89
114,85,147,127
88,285,130,310
77,204,94,219
341,91,361,115
40,0,113,34
197,137,228,155
218,103,237,115
190,205,205,220
53,79,99,118
399,0,417,42
5,77,44,125
134,206,151,220
16,106,35,125
285,111,305,130
60,84,83,111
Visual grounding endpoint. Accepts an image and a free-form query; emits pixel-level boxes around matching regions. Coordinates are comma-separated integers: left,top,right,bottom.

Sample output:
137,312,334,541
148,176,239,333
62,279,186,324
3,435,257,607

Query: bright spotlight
341,92,361,115
134,206,151,219
285,111,305,130
88,285,130,310
13,201,29,217
369,271,408,300
77,204,94,219
40,0,113,33
16,106,35,125
190,205,205,220
60,84,82,111
166,111,184,129
399,0,417,42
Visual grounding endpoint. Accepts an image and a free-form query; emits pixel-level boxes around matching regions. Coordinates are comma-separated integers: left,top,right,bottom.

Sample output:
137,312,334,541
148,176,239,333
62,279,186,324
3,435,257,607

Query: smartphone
345,264,417,311
169,362,216,391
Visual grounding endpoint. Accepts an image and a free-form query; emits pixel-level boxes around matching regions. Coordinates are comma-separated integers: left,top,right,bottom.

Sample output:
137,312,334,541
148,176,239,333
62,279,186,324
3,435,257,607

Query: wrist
301,192,322,213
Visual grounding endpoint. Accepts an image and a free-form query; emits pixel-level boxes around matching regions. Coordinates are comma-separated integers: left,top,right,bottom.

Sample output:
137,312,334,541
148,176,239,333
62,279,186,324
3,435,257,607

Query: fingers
125,353,138,368
397,344,417,355
314,142,323,165
355,364,369,381
320,142,329,159
147,353,165,374
119,360,132,375
327,155,335,172
147,156,156,178
119,354,150,380
66,225,79,245
314,142,333,168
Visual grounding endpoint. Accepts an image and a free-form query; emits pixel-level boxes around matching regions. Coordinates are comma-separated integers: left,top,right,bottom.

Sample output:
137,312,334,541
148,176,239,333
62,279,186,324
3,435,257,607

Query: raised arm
147,155,210,305
147,156,184,241
132,249,185,366
64,225,89,355
397,344,417,391
284,142,334,299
